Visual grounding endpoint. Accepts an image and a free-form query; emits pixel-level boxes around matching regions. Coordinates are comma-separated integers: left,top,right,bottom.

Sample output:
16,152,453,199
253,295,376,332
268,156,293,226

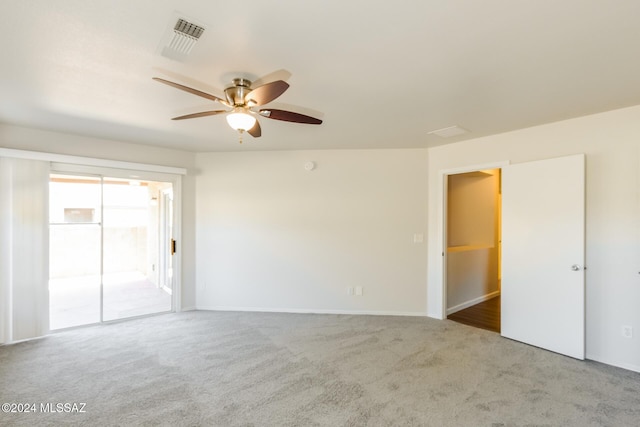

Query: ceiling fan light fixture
226,108,256,131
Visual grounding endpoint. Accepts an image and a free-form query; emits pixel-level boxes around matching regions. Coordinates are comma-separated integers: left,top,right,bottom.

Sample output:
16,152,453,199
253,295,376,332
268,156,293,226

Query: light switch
355,286,363,296
413,233,424,243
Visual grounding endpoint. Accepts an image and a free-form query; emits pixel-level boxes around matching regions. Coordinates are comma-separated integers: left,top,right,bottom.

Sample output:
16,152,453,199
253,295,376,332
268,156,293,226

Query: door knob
571,264,582,271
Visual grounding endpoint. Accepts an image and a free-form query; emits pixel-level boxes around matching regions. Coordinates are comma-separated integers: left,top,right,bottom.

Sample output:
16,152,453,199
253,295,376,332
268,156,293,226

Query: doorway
49,173,175,329
445,169,501,332
439,154,585,359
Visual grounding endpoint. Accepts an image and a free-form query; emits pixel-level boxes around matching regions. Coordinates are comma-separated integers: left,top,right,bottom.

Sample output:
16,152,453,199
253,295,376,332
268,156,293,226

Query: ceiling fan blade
247,120,262,138
171,110,227,120
245,80,290,106
259,109,322,125
153,77,226,104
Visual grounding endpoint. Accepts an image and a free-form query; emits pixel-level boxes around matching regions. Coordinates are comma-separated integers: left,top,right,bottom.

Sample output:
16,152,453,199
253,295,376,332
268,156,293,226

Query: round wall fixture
304,161,316,171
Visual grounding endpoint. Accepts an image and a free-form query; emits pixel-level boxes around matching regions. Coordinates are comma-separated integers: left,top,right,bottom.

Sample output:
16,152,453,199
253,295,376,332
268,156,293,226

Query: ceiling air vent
167,18,205,55
427,125,469,138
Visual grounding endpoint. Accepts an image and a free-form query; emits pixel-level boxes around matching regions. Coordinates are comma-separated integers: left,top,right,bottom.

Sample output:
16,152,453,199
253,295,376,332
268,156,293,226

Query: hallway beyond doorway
448,296,500,333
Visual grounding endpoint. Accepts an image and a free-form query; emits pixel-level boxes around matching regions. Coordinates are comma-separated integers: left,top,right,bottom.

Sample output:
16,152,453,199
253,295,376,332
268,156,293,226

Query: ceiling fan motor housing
225,78,252,106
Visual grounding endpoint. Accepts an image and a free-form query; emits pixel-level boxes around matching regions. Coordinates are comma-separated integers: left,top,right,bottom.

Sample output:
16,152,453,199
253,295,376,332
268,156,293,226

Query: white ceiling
1,1,640,152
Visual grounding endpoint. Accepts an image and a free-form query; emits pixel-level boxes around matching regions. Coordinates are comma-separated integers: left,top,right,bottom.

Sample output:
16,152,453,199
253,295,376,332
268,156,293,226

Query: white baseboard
0,335,48,346
447,290,500,316
195,305,427,317
180,306,197,312
586,353,640,374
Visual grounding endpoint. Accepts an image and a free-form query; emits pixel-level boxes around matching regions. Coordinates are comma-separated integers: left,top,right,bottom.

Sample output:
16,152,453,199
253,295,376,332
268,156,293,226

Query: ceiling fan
153,76,322,142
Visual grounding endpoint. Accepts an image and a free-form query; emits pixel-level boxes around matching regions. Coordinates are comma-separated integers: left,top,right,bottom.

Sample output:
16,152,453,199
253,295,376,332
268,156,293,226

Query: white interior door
501,154,585,359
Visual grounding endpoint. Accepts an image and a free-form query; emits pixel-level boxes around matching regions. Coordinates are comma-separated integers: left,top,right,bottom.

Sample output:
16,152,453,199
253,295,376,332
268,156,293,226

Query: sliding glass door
102,177,172,321
49,172,175,329
49,174,102,330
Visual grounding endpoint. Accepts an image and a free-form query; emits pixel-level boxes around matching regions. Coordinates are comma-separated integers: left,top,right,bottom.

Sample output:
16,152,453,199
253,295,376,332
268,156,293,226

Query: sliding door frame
50,162,183,322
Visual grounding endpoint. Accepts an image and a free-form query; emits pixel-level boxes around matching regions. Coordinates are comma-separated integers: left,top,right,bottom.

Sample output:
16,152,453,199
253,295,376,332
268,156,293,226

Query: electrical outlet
355,286,363,296
622,325,633,338
347,287,354,296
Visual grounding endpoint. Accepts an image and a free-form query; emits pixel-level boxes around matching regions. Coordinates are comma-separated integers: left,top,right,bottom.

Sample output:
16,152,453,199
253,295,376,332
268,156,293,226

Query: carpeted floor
0,311,639,426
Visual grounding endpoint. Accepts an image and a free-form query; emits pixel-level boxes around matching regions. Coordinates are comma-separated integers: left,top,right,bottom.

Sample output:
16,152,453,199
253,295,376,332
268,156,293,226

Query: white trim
172,176,182,313
446,290,500,315
439,161,510,176
0,148,187,175
0,335,48,346
196,306,427,317
180,306,197,312
586,353,640,374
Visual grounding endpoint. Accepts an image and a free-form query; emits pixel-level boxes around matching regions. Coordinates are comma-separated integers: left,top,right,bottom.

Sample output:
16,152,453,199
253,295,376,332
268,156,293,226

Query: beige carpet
0,311,639,426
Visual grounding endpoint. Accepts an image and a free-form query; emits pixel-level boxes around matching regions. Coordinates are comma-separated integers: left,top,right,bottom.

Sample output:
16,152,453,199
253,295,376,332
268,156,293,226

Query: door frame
444,168,502,317
159,187,174,295
49,163,183,323
433,160,510,319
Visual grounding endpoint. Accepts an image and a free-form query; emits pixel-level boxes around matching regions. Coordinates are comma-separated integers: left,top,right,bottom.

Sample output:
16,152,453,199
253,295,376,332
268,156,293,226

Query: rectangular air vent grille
174,19,205,39
167,18,205,55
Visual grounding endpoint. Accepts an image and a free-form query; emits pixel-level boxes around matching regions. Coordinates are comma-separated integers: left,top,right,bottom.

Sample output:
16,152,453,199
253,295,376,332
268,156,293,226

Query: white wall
447,172,498,248
447,248,498,310
195,149,429,315
0,124,198,309
427,105,640,372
